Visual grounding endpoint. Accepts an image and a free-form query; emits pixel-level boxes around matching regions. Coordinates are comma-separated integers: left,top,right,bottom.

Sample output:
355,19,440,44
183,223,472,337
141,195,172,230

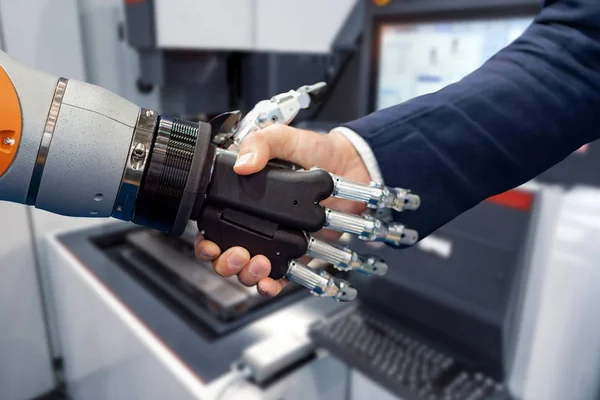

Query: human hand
194,125,372,297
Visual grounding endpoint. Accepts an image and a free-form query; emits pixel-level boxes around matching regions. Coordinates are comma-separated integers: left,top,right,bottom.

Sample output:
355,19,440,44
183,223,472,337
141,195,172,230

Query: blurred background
1,1,600,400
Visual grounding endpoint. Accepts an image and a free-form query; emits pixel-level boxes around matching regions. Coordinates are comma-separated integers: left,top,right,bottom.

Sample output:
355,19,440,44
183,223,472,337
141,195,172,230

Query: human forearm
344,0,600,238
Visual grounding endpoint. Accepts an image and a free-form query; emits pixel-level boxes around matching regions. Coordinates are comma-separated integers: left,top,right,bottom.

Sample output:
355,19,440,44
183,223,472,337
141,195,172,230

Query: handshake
193,84,420,301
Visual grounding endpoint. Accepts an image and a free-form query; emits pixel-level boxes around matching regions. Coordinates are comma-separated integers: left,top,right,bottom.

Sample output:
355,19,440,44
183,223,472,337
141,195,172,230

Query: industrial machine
309,183,600,400
40,182,600,400
45,222,352,400
123,0,362,122
303,1,600,400
2,1,600,400
0,2,369,399
311,184,556,400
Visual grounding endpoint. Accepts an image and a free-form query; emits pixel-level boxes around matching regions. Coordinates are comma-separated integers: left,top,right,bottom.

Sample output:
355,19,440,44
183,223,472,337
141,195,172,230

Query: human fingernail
198,248,214,260
228,252,247,270
248,260,268,278
235,152,255,168
257,286,269,297
257,282,271,296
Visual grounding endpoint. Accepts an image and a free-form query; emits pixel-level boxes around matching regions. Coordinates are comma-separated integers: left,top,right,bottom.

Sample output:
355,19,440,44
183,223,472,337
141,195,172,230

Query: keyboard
309,307,511,400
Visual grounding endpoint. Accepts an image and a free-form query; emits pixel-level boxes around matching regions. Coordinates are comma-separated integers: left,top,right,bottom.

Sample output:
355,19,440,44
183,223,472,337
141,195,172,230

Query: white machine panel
45,237,208,400
0,203,54,400
255,0,356,53
0,0,85,81
79,0,160,110
519,187,600,400
154,0,356,53
154,0,255,50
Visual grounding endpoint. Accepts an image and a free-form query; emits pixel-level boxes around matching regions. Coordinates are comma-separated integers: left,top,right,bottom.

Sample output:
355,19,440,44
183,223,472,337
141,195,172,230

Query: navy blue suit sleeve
345,0,600,239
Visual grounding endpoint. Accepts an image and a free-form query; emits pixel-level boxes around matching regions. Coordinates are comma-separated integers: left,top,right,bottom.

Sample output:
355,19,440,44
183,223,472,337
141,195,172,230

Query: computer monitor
374,16,532,110
357,0,541,116
359,0,600,188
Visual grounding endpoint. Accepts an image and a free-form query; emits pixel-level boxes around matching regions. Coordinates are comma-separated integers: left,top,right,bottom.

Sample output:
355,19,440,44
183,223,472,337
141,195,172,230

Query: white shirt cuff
331,127,384,184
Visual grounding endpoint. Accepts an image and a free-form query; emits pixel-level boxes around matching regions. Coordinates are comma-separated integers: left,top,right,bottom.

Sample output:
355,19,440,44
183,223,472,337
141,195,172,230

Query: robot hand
193,84,421,302
0,48,419,302
209,82,327,151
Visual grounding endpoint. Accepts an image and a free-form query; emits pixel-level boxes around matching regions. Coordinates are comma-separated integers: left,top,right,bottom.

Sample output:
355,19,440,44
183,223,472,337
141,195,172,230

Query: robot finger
306,236,388,276
324,208,418,246
329,173,420,212
285,260,357,302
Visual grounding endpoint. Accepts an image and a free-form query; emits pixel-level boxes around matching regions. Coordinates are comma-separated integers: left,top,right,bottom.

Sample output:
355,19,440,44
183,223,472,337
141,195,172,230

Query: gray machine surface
122,229,304,326
52,223,348,383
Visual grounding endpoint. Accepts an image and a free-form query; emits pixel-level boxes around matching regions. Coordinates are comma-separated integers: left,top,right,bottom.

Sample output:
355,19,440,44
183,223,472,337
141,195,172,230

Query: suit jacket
345,0,600,240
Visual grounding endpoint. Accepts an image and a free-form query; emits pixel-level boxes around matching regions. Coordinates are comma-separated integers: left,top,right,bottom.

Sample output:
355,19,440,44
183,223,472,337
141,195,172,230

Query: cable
212,363,253,400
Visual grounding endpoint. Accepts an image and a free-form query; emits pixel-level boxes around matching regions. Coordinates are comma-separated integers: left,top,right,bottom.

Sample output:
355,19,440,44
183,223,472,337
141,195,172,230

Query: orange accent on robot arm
0,66,22,177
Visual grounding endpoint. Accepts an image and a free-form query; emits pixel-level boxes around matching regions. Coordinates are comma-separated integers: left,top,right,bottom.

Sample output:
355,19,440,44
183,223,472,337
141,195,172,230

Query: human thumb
233,133,270,175
233,125,318,175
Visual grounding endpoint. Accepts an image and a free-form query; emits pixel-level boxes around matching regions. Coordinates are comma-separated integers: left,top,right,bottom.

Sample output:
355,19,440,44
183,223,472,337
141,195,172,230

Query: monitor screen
375,16,533,110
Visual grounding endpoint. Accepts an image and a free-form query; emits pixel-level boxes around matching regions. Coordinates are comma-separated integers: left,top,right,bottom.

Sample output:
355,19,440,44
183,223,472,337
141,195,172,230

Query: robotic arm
0,50,420,301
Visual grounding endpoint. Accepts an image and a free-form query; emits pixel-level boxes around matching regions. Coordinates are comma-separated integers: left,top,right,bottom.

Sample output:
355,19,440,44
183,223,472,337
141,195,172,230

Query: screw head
145,110,154,117
257,112,268,123
130,143,147,170
116,206,123,212
3,137,15,146
132,143,146,158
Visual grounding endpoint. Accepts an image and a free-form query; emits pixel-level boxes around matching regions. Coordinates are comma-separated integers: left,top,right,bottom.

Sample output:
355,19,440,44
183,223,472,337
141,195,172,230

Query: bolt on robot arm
0,50,420,301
